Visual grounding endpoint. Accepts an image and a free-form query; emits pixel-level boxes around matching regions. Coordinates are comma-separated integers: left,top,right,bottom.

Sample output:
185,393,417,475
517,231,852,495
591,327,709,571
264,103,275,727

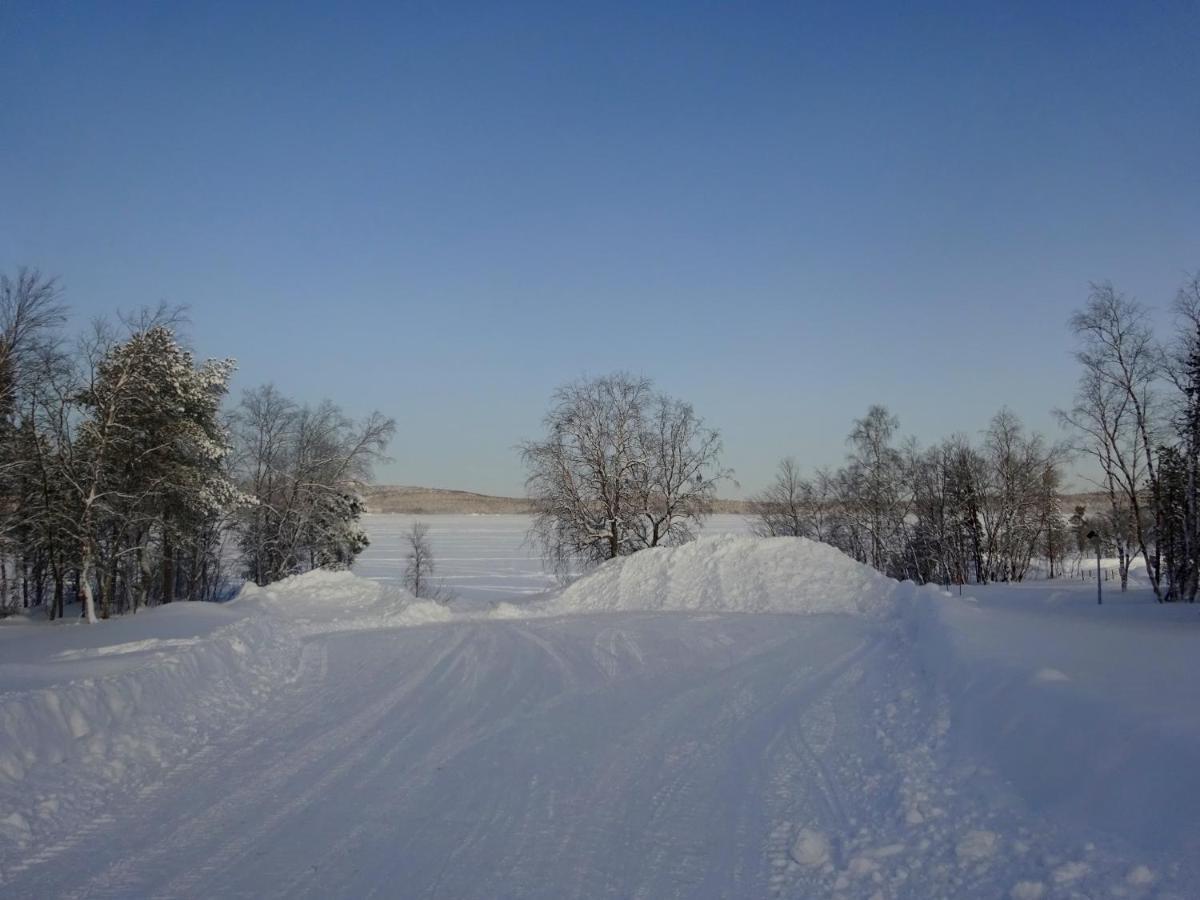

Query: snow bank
0,569,450,863
540,534,914,618
0,601,302,858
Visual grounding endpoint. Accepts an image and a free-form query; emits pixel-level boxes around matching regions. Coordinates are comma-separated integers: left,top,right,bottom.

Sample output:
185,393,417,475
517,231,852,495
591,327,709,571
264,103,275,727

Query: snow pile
540,534,914,618
0,602,302,857
237,568,454,634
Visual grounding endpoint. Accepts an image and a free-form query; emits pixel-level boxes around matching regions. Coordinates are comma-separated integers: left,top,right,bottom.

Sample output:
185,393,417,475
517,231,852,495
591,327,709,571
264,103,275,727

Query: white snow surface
354,512,754,606
239,568,455,633
2,517,1198,898
539,534,911,618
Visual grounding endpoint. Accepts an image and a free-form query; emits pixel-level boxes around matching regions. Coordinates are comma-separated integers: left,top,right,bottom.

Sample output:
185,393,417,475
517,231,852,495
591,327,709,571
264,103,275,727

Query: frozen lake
356,513,753,604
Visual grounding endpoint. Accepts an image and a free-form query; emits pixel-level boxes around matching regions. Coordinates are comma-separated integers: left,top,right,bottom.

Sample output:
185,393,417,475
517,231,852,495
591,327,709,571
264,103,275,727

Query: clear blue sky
2,1,1197,496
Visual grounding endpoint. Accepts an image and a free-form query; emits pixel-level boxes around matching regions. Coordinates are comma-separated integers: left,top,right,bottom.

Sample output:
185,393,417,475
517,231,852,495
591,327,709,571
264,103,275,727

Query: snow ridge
0,605,302,862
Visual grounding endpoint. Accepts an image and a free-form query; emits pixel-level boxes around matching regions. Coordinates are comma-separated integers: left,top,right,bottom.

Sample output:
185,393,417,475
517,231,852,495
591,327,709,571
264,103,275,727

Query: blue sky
2,1,1197,496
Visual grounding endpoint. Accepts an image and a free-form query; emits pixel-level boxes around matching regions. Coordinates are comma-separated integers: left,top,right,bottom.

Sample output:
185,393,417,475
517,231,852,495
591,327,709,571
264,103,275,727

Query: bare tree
0,269,67,615
750,457,810,537
841,405,909,573
1067,283,1164,598
0,269,66,427
943,435,987,584
627,393,730,549
976,409,1066,582
231,388,395,584
402,521,450,603
521,373,728,574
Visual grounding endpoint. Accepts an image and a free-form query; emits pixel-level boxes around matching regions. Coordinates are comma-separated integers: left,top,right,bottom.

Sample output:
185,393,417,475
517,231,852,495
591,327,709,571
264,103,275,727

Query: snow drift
538,534,915,618
0,602,302,857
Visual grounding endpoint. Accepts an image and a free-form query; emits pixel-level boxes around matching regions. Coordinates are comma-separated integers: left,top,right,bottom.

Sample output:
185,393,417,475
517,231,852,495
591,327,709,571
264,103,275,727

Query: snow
0,600,303,865
1,514,1198,897
541,534,914,618
1010,881,1046,900
955,829,1000,862
902,577,1200,856
790,827,832,867
238,567,454,634
354,512,753,607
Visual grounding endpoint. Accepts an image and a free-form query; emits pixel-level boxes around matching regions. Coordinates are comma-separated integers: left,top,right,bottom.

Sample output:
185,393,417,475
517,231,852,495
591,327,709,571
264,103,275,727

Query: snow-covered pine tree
72,319,245,619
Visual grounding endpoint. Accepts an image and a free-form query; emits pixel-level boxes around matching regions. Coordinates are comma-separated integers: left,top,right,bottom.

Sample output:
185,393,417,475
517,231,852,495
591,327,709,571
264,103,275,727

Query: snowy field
2,525,1199,898
355,513,753,606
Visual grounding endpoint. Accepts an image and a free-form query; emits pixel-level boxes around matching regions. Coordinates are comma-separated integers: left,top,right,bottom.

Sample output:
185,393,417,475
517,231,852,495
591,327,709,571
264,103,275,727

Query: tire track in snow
32,628,466,900
183,622,586,900
267,624,573,898
144,628,473,900
0,638,326,890
710,632,884,896
11,615,896,900
598,630,885,898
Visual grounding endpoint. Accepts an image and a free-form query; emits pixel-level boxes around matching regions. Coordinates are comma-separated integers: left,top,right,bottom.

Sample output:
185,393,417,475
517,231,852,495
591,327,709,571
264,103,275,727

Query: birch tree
232,388,395,584
521,373,728,574
841,405,909,573
750,458,810,538
1068,284,1164,597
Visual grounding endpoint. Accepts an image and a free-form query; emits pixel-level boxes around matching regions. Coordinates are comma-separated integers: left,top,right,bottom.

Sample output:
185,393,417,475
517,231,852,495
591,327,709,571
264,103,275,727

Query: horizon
3,1,1197,496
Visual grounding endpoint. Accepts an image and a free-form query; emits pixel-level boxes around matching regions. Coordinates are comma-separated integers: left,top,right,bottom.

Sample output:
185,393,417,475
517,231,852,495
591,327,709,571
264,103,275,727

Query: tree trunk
102,550,119,619
79,548,98,625
161,532,175,604
135,545,147,613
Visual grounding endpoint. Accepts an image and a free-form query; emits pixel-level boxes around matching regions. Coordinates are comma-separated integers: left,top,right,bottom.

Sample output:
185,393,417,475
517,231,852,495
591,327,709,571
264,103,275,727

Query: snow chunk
790,827,831,867
1051,860,1090,883
0,812,32,845
1126,865,1155,886
955,829,999,862
1033,668,1070,683
1010,881,1045,900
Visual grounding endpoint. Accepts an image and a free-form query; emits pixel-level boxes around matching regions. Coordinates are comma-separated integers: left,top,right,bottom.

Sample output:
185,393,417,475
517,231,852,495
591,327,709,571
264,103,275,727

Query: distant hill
362,485,751,515
362,486,536,514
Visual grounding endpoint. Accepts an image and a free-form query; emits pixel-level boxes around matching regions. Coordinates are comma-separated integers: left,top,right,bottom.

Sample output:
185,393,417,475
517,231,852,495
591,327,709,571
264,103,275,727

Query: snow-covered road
7,608,1163,899
3,612,956,899
3,531,1194,898
0,615,839,895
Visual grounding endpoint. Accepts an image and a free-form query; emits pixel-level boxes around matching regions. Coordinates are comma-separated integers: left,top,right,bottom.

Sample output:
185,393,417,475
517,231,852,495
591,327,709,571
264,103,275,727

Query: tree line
522,273,1200,601
518,376,1073,589
0,269,395,621
749,405,1069,586
745,273,1200,597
